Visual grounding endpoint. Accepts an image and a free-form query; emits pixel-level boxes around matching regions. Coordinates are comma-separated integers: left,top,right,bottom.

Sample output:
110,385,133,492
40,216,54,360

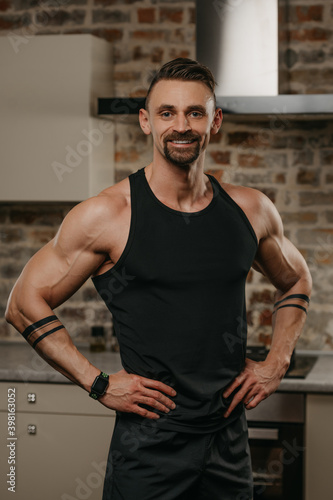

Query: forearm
5,294,99,392
266,276,312,374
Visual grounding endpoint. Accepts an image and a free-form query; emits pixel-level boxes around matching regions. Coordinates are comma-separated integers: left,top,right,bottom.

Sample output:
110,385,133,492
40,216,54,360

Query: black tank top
92,167,258,432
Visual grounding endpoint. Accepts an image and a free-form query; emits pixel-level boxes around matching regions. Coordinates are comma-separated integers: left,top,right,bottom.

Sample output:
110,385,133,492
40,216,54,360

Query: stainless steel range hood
195,0,333,118
97,0,333,119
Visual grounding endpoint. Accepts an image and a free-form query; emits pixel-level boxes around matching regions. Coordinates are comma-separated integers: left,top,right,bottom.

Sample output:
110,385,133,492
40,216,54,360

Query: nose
173,113,191,133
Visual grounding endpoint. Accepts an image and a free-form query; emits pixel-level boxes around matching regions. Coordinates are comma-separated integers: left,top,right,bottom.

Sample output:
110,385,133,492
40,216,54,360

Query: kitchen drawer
0,382,115,416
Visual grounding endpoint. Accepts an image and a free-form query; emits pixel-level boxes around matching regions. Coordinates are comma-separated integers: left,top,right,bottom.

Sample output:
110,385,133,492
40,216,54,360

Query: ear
139,108,151,136
211,108,223,135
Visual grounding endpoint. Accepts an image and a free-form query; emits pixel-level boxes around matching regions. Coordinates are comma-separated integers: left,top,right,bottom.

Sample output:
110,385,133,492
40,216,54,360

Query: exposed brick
138,7,155,24
298,49,326,64
91,27,123,42
259,309,273,327
299,191,333,206
168,47,191,59
0,261,25,278
325,211,333,223
297,169,319,185
289,5,324,23
297,228,333,246
280,212,318,225
94,0,139,5
0,227,23,243
27,228,56,244
264,153,288,168
228,132,269,148
159,7,183,23
293,149,314,166
209,151,230,165
0,12,30,29
287,135,307,149
326,173,333,184
35,9,85,26
249,289,275,305
238,154,265,168
209,131,223,145
321,150,333,165
92,9,129,24
288,27,330,42
131,29,167,41
113,70,141,82
189,6,195,24
115,151,139,163
0,0,10,11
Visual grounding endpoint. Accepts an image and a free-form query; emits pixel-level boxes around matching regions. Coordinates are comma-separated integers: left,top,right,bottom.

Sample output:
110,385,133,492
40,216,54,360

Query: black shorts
102,411,253,500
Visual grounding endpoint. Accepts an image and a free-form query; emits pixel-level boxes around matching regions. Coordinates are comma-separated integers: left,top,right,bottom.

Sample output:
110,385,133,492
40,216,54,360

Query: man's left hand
223,358,286,418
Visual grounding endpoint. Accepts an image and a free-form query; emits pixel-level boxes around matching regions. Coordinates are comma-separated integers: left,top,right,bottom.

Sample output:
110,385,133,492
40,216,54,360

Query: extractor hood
98,0,333,119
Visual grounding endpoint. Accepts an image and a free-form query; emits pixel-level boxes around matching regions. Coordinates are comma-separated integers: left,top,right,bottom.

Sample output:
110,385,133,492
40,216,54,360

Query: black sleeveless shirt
92,168,258,433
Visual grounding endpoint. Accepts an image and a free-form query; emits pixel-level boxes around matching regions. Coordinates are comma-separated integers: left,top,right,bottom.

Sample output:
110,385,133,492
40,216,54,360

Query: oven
246,392,305,500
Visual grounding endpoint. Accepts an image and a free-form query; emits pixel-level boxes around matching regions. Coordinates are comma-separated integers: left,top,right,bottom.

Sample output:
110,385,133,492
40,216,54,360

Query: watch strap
89,371,109,400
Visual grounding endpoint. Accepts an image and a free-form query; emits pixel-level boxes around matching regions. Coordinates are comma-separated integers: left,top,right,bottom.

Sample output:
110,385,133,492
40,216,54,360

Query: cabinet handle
248,427,279,440
27,393,36,403
27,425,37,435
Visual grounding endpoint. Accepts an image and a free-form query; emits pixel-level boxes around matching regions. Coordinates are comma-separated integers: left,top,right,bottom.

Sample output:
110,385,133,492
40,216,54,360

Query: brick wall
1,0,333,349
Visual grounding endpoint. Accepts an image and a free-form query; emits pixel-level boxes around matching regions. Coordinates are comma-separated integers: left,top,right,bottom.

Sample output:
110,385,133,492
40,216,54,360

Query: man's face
140,80,221,168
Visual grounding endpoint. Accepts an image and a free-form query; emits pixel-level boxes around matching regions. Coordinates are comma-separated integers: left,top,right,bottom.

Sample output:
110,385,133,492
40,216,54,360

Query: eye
190,111,203,118
161,111,172,118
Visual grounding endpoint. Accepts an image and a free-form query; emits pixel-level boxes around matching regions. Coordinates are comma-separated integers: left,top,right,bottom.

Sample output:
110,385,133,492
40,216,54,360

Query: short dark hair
145,57,217,109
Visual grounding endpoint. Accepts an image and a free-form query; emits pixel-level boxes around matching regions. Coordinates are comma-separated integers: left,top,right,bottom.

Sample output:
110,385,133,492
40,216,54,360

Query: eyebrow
155,104,207,114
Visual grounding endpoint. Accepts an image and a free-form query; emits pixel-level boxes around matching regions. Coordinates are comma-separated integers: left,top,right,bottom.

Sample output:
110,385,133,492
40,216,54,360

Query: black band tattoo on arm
273,293,310,316
21,315,65,349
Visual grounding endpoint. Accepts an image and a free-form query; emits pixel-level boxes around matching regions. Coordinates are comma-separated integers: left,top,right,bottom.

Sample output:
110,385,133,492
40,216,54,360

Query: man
6,58,311,500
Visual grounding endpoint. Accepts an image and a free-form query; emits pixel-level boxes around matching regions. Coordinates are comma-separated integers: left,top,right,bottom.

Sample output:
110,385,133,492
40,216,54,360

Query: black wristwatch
89,372,109,400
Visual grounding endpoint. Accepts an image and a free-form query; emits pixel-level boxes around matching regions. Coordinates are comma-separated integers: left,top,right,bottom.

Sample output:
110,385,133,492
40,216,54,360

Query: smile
169,140,196,145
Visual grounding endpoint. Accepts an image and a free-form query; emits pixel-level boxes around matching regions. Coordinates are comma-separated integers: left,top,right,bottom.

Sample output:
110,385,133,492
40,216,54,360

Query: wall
1,0,333,349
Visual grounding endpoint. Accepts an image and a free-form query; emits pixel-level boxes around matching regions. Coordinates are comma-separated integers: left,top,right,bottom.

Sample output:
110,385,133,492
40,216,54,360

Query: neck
144,154,212,213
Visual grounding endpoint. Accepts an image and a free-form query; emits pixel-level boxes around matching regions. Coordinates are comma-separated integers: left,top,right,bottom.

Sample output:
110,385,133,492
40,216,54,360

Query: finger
223,375,245,398
142,389,176,411
140,396,172,414
135,405,161,420
141,377,177,397
223,388,251,418
244,393,266,410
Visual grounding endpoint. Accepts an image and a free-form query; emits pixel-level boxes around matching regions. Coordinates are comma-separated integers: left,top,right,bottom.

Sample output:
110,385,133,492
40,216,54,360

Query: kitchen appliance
247,392,305,500
97,0,333,118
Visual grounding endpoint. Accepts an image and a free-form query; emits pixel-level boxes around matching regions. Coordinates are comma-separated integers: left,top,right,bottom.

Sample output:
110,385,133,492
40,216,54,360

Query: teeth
172,141,193,144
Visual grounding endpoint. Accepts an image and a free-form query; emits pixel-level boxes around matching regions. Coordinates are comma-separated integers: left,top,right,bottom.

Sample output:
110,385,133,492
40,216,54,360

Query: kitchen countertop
1,342,333,393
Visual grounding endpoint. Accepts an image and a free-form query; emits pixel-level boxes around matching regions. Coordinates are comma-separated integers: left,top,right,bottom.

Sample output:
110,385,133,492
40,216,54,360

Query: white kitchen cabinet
0,382,115,500
0,34,114,201
305,394,333,500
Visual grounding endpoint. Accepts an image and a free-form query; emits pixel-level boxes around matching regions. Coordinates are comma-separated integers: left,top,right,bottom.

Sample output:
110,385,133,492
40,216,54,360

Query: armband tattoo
272,293,310,315
21,315,65,349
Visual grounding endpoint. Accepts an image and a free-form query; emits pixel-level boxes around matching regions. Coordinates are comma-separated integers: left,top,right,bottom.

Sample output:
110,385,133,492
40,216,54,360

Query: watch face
93,376,108,395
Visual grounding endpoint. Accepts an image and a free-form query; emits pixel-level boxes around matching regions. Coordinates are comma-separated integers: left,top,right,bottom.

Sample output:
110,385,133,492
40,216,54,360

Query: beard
163,132,201,168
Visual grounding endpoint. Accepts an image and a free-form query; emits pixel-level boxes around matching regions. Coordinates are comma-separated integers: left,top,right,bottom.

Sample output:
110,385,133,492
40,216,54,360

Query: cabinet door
0,411,115,500
305,394,333,500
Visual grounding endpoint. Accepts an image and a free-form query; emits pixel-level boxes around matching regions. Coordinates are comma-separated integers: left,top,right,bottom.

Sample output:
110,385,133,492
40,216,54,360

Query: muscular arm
5,195,176,418
223,191,312,416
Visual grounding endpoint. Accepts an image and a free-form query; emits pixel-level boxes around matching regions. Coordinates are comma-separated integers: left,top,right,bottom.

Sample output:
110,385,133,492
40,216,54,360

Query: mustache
164,132,200,143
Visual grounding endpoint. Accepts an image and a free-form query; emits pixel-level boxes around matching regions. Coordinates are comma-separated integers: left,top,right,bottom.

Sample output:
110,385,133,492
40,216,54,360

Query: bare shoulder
220,182,282,241
55,177,131,252
65,178,130,225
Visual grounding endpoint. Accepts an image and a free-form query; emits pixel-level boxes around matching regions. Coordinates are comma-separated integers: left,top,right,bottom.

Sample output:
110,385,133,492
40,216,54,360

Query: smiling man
6,58,312,500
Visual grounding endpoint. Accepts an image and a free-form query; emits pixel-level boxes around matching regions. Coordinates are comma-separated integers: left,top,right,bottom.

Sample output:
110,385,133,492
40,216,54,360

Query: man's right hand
99,369,177,419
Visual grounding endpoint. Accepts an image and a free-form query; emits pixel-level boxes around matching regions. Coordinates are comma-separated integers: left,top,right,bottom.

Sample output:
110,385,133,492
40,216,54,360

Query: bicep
11,204,107,311
252,198,310,293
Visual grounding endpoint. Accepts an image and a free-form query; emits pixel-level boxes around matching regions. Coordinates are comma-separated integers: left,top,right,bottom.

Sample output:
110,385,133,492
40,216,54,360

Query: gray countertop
1,342,333,394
